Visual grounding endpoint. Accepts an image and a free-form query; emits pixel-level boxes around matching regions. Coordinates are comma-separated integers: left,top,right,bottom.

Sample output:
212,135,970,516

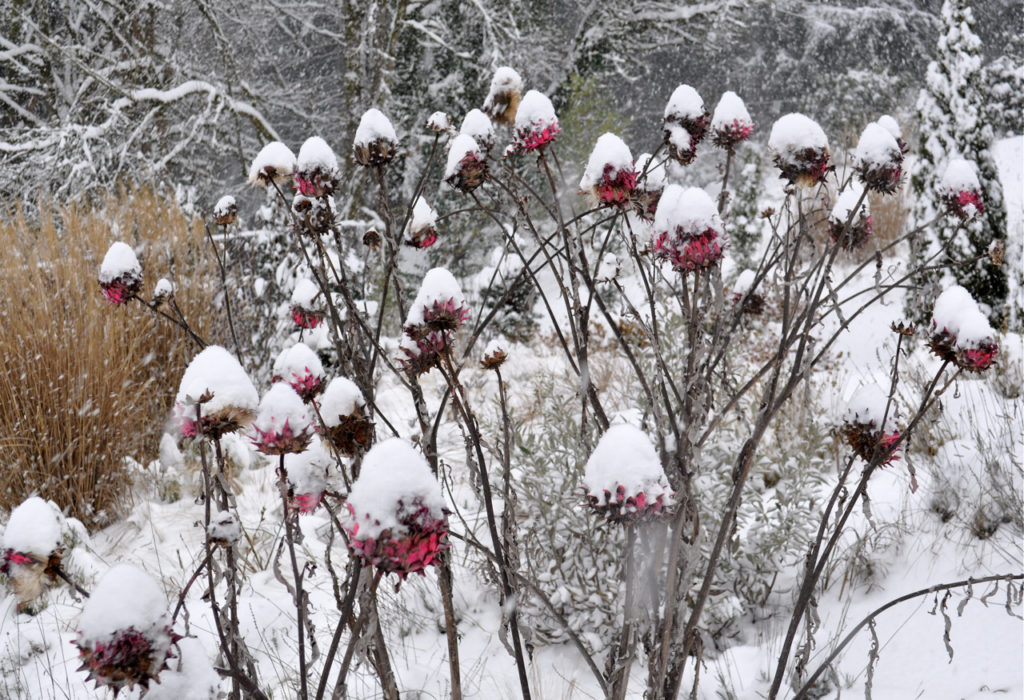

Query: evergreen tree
909,0,1009,328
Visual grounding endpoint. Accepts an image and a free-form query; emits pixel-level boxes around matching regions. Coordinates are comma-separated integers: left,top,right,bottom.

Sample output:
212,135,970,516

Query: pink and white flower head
174,345,259,440
399,268,469,376
345,438,448,579
841,385,901,466
1,497,63,610
295,136,339,197
290,278,324,330
483,66,523,126
710,91,754,149
248,141,297,187
876,115,908,154
74,564,180,694
405,196,439,249
583,424,673,524
460,108,496,154
444,133,488,193
426,111,451,134
250,383,313,455
828,184,873,250
284,437,334,514
940,159,986,221
318,376,373,457
854,122,903,194
353,109,398,167
633,152,667,219
513,90,560,152
98,242,142,305
651,185,726,273
272,342,325,402
663,84,710,164
579,133,636,206
768,113,832,186
928,285,999,372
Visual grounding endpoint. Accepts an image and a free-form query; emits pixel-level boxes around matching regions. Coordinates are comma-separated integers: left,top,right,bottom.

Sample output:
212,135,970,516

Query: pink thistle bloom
945,189,986,220
398,332,449,377
251,418,312,455
99,276,141,305
291,491,323,514
346,501,449,580
585,484,673,524
841,422,902,466
516,123,560,152
928,285,999,373
291,306,323,329
940,159,985,220
75,626,182,693
273,370,323,403
712,118,754,149
513,90,560,153
295,171,334,198
594,164,637,205
653,229,724,273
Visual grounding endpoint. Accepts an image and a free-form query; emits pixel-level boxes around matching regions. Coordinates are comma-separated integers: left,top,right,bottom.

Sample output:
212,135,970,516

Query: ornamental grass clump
74,564,180,694
344,438,448,579
928,285,999,372
651,184,726,273
582,424,673,523
579,133,636,206
840,385,901,466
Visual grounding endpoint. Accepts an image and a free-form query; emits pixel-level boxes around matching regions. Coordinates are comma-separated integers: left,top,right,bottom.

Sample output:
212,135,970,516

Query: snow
830,182,869,223
444,133,483,179
634,152,666,191
514,90,557,132
932,285,996,348
406,267,467,327
247,141,296,185
665,123,693,155
768,112,829,154
582,424,671,499
854,121,901,166
2,497,61,557
318,377,365,425
207,510,241,544
297,136,338,173
142,637,220,700
711,90,752,130
98,241,140,283
353,108,397,147
579,133,633,190
273,343,324,383
595,253,619,283
459,109,495,151
154,278,174,298
843,384,898,431
345,438,445,540
213,195,235,218
175,345,259,419
77,563,168,643
876,114,903,140
483,66,523,111
251,383,312,439
653,184,724,237
408,196,438,236
664,84,705,121
283,436,332,495
940,157,981,192
732,269,756,295
290,278,321,309
426,111,450,132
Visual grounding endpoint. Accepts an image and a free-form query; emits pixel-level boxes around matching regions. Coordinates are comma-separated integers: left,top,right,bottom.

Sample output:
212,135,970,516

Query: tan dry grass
0,190,222,528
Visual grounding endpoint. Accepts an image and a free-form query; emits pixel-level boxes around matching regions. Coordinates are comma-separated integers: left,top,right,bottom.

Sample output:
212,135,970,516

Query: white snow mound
582,424,672,499
2,497,62,557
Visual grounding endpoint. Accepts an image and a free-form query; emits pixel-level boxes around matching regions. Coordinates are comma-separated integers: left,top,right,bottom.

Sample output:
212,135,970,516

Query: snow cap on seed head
768,113,831,186
710,91,754,149
514,90,560,152
98,242,143,305
272,342,325,402
460,109,496,153
483,66,523,126
250,383,313,455
853,122,903,193
295,136,339,197
939,158,985,220
583,424,673,523
248,141,296,186
353,109,398,167
579,133,636,206
175,345,259,439
444,133,487,192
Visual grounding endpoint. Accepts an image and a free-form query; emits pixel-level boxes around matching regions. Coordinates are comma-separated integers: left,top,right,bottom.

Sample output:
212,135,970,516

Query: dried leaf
957,580,974,617
940,591,954,662
979,580,1000,607
1006,581,1023,620
865,618,880,700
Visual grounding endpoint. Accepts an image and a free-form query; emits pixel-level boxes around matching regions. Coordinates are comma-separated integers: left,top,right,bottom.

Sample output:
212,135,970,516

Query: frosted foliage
664,84,705,121
830,184,869,223
273,343,324,381
297,136,338,172
711,91,751,129
459,109,494,146
654,184,724,237
445,134,483,178
354,109,397,147
247,141,296,184
932,285,996,348
2,497,61,557
634,153,666,191
319,377,365,425
291,278,321,308
409,197,438,233
99,242,141,283
844,385,897,432
176,345,259,417
252,384,311,436
941,158,981,192
855,122,900,166
78,564,167,643
579,133,633,190
515,91,557,131
346,438,445,539
213,195,235,218
876,114,902,140
768,113,829,154
406,267,467,326
284,437,332,494
733,269,756,295
582,424,671,499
